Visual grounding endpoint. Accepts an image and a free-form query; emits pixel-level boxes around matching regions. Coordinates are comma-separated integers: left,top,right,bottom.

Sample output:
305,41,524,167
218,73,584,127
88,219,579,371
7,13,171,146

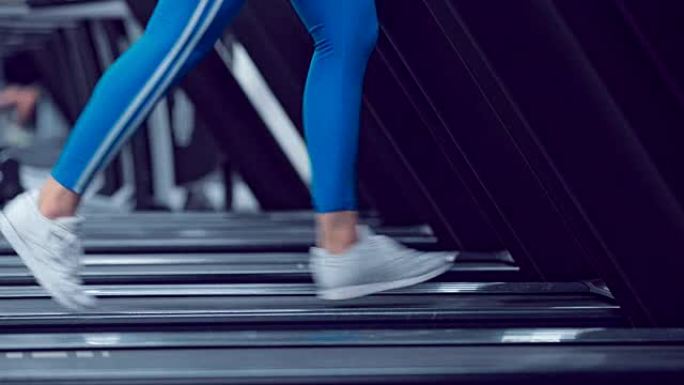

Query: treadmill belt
0,251,519,284
0,211,467,253
0,282,621,330
1,344,681,384
79,223,430,236
81,211,320,222
0,229,438,253
2,327,683,349
0,319,680,384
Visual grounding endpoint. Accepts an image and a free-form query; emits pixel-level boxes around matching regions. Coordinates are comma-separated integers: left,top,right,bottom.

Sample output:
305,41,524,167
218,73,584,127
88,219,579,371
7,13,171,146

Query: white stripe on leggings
74,0,224,192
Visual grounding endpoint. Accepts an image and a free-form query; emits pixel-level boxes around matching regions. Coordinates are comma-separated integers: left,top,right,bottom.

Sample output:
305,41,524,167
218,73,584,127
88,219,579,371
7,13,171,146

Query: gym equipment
2,1,684,383
0,282,620,331
2,327,682,384
0,250,518,285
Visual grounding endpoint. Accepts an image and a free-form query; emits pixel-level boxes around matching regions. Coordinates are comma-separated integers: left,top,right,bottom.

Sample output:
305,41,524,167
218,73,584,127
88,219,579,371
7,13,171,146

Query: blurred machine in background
0,0,684,383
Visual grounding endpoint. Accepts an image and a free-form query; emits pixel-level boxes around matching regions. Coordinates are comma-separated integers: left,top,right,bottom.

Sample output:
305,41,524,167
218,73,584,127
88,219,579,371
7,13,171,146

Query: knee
356,17,379,56
317,17,379,60
361,18,380,56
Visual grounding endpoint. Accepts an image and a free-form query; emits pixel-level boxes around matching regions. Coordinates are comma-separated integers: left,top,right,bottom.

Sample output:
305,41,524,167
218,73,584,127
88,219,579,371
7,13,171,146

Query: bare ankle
322,232,357,254
316,211,359,254
38,178,80,219
39,202,76,220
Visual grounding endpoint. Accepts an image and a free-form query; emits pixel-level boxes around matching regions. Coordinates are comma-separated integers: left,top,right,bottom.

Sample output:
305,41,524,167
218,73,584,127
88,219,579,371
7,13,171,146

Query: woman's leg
290,0,379,253
41,0,245,219
0,0,245,311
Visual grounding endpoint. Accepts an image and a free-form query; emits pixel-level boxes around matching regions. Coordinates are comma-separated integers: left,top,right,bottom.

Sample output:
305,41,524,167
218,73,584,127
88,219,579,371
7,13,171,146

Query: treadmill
2,327,683,384
0,212,443,253
0,214,679,383
0,281,621,331
0,211,519,283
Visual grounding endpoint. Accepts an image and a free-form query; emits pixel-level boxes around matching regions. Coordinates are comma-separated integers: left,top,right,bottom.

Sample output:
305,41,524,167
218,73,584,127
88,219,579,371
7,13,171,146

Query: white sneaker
310,226,456,300
0,190,96,311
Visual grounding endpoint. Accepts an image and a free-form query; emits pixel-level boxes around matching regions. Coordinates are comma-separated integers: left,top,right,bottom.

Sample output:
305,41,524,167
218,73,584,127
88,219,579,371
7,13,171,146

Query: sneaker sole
0,211,89,311
316,259,454,301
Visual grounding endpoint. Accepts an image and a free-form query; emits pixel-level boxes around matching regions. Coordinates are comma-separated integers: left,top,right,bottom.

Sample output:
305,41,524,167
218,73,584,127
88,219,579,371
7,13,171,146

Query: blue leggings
51,0,378,213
